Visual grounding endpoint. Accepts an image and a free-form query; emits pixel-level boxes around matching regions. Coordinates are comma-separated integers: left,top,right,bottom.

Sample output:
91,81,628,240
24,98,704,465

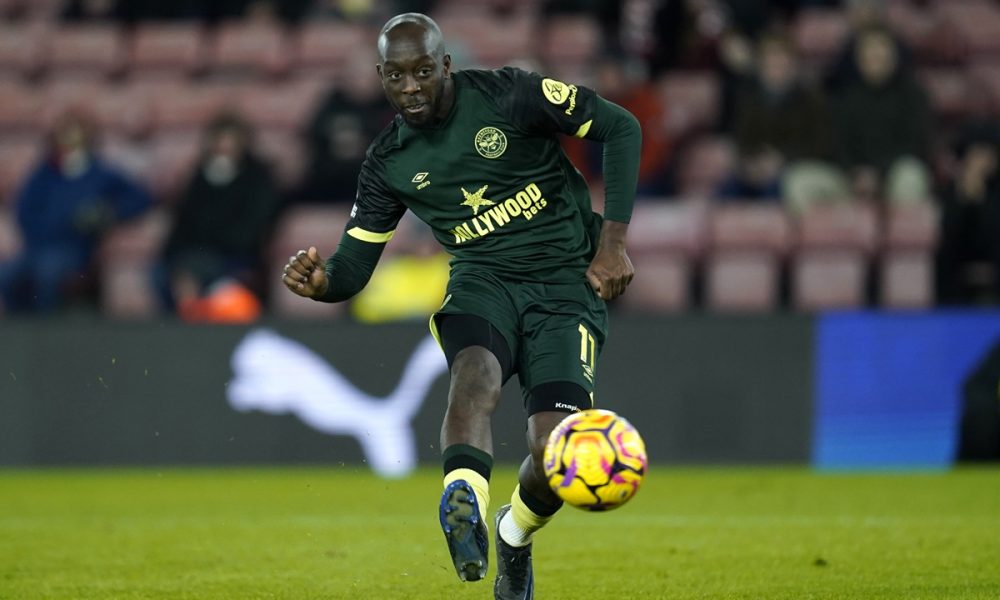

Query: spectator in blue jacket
0,110,152,313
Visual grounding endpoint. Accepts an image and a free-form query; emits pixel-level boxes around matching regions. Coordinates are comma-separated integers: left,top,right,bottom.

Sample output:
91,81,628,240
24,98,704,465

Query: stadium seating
0,6,965,317
880,203,939,308
47,24,126,79
656,71,719,139
0,22,46,80
792,203,878,310
294,21,368,79
793,250,869,310
255,128,306,191
705,204,791,311
619,201,708,312
538,14,601,70
267,205,349,319
98,209,171,318
144,132,201,203
129,23,207,80
436,11,535,69
793,8,849,71
675,136,736,197
207,21,289,80
0,84,44,135
233,77,327,132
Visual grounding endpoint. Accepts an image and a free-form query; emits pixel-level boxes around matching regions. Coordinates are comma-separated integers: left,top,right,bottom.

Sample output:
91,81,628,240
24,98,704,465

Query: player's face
377,37,451,127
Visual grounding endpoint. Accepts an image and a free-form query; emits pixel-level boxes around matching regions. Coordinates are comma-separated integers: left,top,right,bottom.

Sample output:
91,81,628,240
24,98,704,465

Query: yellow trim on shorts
346,227,395,243
574,119,593,138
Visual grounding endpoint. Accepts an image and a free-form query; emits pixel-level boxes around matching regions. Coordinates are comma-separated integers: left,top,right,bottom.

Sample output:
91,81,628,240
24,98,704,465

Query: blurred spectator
647,0,692,77
715,28,756,134
156,112,281,320
720,32,844,210
936,120,1000,305
831,25,931,204
563,55,671,195
0,110,152,314
824,0,913,93
298,51,392,203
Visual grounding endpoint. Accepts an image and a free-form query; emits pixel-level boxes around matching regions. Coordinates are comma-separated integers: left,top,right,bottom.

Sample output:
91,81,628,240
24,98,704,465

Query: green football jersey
346,67,604,283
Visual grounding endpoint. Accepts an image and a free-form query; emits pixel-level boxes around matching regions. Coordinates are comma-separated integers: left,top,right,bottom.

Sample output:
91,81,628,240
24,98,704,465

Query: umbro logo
412,172,431,189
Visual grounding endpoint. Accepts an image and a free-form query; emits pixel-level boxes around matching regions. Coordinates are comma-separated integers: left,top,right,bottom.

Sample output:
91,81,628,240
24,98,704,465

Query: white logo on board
227,330,448,478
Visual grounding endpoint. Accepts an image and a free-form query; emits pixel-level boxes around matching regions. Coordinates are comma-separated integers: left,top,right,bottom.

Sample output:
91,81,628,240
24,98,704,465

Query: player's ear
442,54,451,76
376,63,384,80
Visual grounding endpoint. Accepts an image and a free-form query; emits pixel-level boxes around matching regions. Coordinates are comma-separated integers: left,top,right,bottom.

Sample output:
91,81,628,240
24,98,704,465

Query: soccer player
282,13,640,599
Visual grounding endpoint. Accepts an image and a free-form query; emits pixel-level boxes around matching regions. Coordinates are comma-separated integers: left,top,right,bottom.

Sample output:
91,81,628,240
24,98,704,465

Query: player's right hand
282,247,329,299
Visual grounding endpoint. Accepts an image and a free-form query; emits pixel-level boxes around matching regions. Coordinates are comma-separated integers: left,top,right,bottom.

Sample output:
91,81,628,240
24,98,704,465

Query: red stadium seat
628,200,709,256
919,69,973,120
793,250,868,310
89,82,157,138
793,9,849,69
796,203,879,254
709,204,791,254
47,24,127,79
294,22,368,78
255,128,306,191
618,200,707,313
539,15,601,67
656,72,719,138
234,78,327,131
888,1,958,65
620,253,691,312
98,209,171,318
38,78,104,130
935,0,1000,57
145,132,201,203
705,204,792,312
149,83,237,132
881,251,933,309
675,136,735,197
884,203,938,250
437,11,535,68
129,22,206,79
0,138,41,205
0,22,47,80
207,22,289,80
0,84,44,134
706,251,781,312
268,205,350,319
792,203,878,310
880,203,938,309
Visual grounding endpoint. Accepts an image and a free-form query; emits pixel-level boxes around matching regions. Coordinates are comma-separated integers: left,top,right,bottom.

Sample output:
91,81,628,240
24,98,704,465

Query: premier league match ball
543,409,648,511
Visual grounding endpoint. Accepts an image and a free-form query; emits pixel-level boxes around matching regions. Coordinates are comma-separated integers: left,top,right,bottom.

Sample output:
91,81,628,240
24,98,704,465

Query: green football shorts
430,269,608,411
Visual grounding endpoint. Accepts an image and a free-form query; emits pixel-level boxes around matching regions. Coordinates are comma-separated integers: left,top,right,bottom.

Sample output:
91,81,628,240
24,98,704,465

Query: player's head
376,13,453,127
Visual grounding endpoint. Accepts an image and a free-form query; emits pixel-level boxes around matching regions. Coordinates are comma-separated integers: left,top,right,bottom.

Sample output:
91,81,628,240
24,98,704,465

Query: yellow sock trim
444,468,490,521
510,484,554,535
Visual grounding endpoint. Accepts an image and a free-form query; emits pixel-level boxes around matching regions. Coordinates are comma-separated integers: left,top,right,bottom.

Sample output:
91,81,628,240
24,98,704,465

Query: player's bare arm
586,219,634,301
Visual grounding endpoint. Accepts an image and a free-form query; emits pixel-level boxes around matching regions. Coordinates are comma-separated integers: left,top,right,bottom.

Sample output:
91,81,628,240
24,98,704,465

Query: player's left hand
586,244,634,301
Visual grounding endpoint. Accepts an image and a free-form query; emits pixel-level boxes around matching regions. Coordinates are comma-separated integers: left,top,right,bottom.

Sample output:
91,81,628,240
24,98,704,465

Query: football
542,409,648,511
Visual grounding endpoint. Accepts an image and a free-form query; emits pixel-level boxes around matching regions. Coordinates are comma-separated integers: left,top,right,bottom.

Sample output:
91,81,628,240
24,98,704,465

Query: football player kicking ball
282,13,640,599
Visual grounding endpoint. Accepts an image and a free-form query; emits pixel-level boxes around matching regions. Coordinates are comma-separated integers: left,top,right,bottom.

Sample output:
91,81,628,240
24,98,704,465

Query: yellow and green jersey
345,67,608,283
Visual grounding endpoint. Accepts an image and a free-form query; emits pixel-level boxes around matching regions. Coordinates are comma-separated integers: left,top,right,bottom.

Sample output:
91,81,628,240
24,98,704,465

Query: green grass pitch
2,467,999,599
